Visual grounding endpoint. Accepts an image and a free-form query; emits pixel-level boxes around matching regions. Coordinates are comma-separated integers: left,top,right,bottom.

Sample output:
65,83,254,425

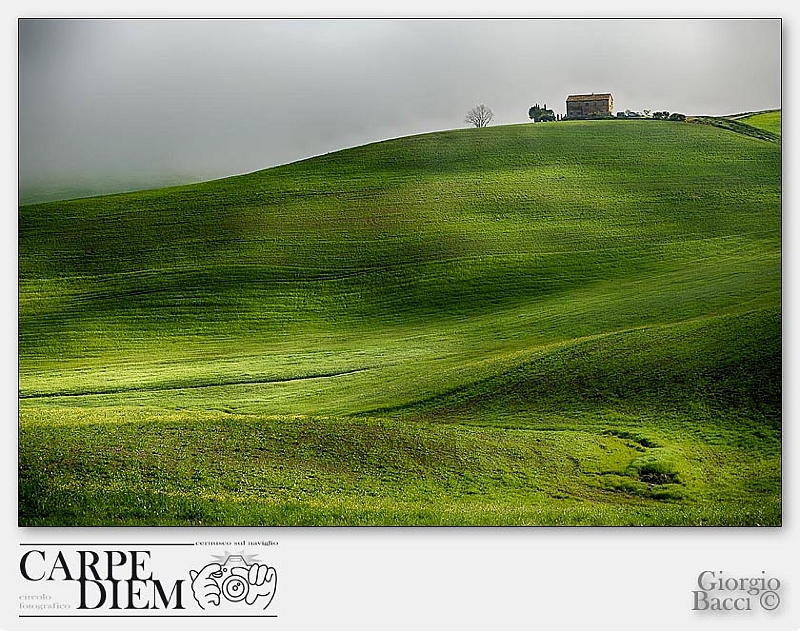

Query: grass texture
19,116,781,526
737,110,782,137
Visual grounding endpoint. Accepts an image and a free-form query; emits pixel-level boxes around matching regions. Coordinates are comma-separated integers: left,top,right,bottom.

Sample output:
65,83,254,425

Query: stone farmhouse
566,93,614,118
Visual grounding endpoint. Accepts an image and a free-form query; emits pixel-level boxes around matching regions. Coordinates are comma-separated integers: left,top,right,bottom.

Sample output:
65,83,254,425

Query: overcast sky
18,18,781,200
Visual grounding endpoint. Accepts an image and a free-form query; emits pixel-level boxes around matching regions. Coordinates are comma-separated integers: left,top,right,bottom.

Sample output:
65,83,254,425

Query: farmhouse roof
566,93,613,102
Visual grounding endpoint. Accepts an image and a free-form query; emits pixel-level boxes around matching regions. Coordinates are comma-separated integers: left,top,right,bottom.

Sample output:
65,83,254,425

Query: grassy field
737,109,782,137
19,115,781,526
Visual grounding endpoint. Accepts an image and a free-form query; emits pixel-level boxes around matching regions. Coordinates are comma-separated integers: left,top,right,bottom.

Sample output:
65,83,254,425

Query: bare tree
465,104,494,128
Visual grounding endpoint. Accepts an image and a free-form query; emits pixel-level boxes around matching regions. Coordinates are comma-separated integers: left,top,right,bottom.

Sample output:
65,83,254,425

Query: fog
19,18,781,202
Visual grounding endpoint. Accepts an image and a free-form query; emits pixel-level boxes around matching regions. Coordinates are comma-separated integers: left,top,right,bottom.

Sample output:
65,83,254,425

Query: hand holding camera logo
190,555,277,610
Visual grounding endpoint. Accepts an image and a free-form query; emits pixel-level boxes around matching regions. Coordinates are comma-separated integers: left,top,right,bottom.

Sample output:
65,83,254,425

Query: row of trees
464,103,686,128
652,111,686,121
528,103,556,122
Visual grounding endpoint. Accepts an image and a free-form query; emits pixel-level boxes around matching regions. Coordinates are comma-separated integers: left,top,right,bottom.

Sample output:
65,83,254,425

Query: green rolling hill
734,109,782,137
19,114,781,526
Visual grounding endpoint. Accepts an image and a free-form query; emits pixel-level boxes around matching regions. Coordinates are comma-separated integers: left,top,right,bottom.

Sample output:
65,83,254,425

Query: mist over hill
19,20,781,208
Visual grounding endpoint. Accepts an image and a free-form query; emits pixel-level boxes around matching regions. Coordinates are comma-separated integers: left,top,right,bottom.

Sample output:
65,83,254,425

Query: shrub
626,453,683,485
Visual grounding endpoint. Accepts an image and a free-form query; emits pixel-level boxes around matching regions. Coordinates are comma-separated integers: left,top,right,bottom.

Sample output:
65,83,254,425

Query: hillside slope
735,109,782,137
19,118,781,525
